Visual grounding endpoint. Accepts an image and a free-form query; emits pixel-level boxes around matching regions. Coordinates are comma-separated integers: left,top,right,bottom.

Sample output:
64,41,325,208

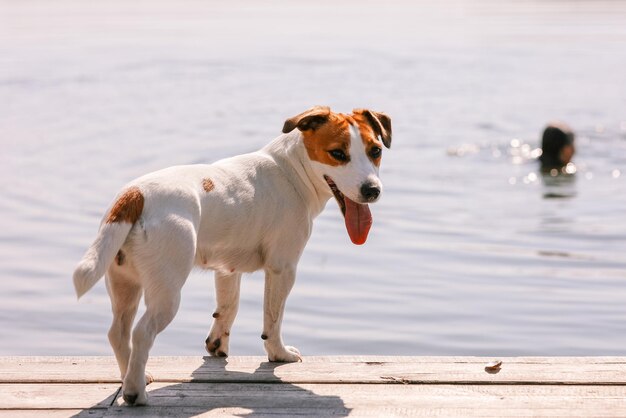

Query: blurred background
1,0,625,356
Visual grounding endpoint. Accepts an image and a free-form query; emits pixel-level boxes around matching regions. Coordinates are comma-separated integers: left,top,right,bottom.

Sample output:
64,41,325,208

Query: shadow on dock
71,357,350,417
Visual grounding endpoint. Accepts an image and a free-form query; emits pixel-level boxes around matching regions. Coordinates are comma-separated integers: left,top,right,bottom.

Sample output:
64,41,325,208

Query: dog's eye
329,149,349,162
370,146,382,159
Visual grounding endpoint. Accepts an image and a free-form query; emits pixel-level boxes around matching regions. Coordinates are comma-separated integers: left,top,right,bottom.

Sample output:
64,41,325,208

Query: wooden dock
1,356,626,416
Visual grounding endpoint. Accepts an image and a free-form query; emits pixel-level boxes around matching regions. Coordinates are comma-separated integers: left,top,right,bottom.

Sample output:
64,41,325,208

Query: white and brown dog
73,106,391,405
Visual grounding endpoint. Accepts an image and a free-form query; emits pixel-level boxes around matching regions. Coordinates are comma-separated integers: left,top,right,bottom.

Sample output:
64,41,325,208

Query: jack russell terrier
73,106,392,405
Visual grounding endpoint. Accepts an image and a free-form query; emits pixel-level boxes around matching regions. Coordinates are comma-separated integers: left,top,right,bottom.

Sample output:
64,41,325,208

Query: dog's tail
73,186,145,299
73,222,133,299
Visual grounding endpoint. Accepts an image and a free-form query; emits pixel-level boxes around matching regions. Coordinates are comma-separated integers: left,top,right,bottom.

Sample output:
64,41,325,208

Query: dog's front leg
205,271,242,357
262,265,301,362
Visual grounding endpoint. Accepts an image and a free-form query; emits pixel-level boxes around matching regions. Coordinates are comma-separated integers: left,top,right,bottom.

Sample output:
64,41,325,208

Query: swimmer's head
539,122,575,171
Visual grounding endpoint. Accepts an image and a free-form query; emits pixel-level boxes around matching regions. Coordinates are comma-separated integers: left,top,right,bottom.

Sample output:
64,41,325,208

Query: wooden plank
101,383,626,416
103,406,626,418
136,382,626,397
2,356,626,385
115,382,626,405
5,381,625,414
4,355,626,367
0,384,120,409
0,357,121,383
0,411,105,418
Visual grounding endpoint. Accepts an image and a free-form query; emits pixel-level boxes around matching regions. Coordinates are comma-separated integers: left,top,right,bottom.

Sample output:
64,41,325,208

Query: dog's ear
354,109,392,149
282,106,331,133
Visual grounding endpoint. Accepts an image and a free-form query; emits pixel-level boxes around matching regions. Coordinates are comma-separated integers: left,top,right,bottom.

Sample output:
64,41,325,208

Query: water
1,0,625,356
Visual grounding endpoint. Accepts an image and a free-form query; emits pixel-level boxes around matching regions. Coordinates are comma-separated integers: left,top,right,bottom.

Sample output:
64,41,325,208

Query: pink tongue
344,197,372,245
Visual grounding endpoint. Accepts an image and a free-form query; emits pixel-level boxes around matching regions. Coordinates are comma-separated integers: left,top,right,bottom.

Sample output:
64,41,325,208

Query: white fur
73,128,382,405
73,222,133,298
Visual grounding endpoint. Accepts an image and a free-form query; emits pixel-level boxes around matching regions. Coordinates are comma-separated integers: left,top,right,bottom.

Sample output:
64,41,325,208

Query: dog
73,106,391,405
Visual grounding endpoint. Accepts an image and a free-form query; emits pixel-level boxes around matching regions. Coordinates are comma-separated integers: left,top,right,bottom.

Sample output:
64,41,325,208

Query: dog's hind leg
122,217,196,406
262,264,301,362
123,281,186,406
205,271,242,357
105,263,142,382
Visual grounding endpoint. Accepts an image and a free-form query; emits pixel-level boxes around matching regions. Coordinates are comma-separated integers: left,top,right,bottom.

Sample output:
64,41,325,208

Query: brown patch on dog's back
302,114,352,166
105,187,144,224
202,178,215,192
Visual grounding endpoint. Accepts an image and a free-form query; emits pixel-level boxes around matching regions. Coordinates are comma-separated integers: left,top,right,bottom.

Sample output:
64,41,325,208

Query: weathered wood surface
1,356,626,417
3,356,626,384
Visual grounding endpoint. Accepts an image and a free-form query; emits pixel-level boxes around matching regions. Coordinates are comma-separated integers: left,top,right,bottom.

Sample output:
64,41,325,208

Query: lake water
1,1,625,356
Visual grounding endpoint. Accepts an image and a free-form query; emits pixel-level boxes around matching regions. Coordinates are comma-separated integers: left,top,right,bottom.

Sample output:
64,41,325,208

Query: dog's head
283,106,392,245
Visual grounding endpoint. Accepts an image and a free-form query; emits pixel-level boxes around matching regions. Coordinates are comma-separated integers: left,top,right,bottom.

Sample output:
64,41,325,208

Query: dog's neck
262,131,332,217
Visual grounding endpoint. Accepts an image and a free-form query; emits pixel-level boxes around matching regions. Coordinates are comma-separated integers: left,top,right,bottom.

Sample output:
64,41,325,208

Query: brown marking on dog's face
202,178,215,192
302,113,353,167
353,108,392,149
351,112,384,167
105,187,144,224
283,106,391,169
283,107,353,167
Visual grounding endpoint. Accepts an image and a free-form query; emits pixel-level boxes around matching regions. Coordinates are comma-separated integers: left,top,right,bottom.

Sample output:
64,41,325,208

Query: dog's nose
361,183,381,201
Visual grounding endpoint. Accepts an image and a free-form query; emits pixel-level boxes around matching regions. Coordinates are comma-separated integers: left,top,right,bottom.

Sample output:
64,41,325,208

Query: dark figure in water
539,122,575,171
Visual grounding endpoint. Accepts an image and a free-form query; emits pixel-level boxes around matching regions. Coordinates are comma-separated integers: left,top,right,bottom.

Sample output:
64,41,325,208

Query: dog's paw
122,372,150,406
267,345,302,363
205,333,230,357
122,389,147,406
122,380,148,407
